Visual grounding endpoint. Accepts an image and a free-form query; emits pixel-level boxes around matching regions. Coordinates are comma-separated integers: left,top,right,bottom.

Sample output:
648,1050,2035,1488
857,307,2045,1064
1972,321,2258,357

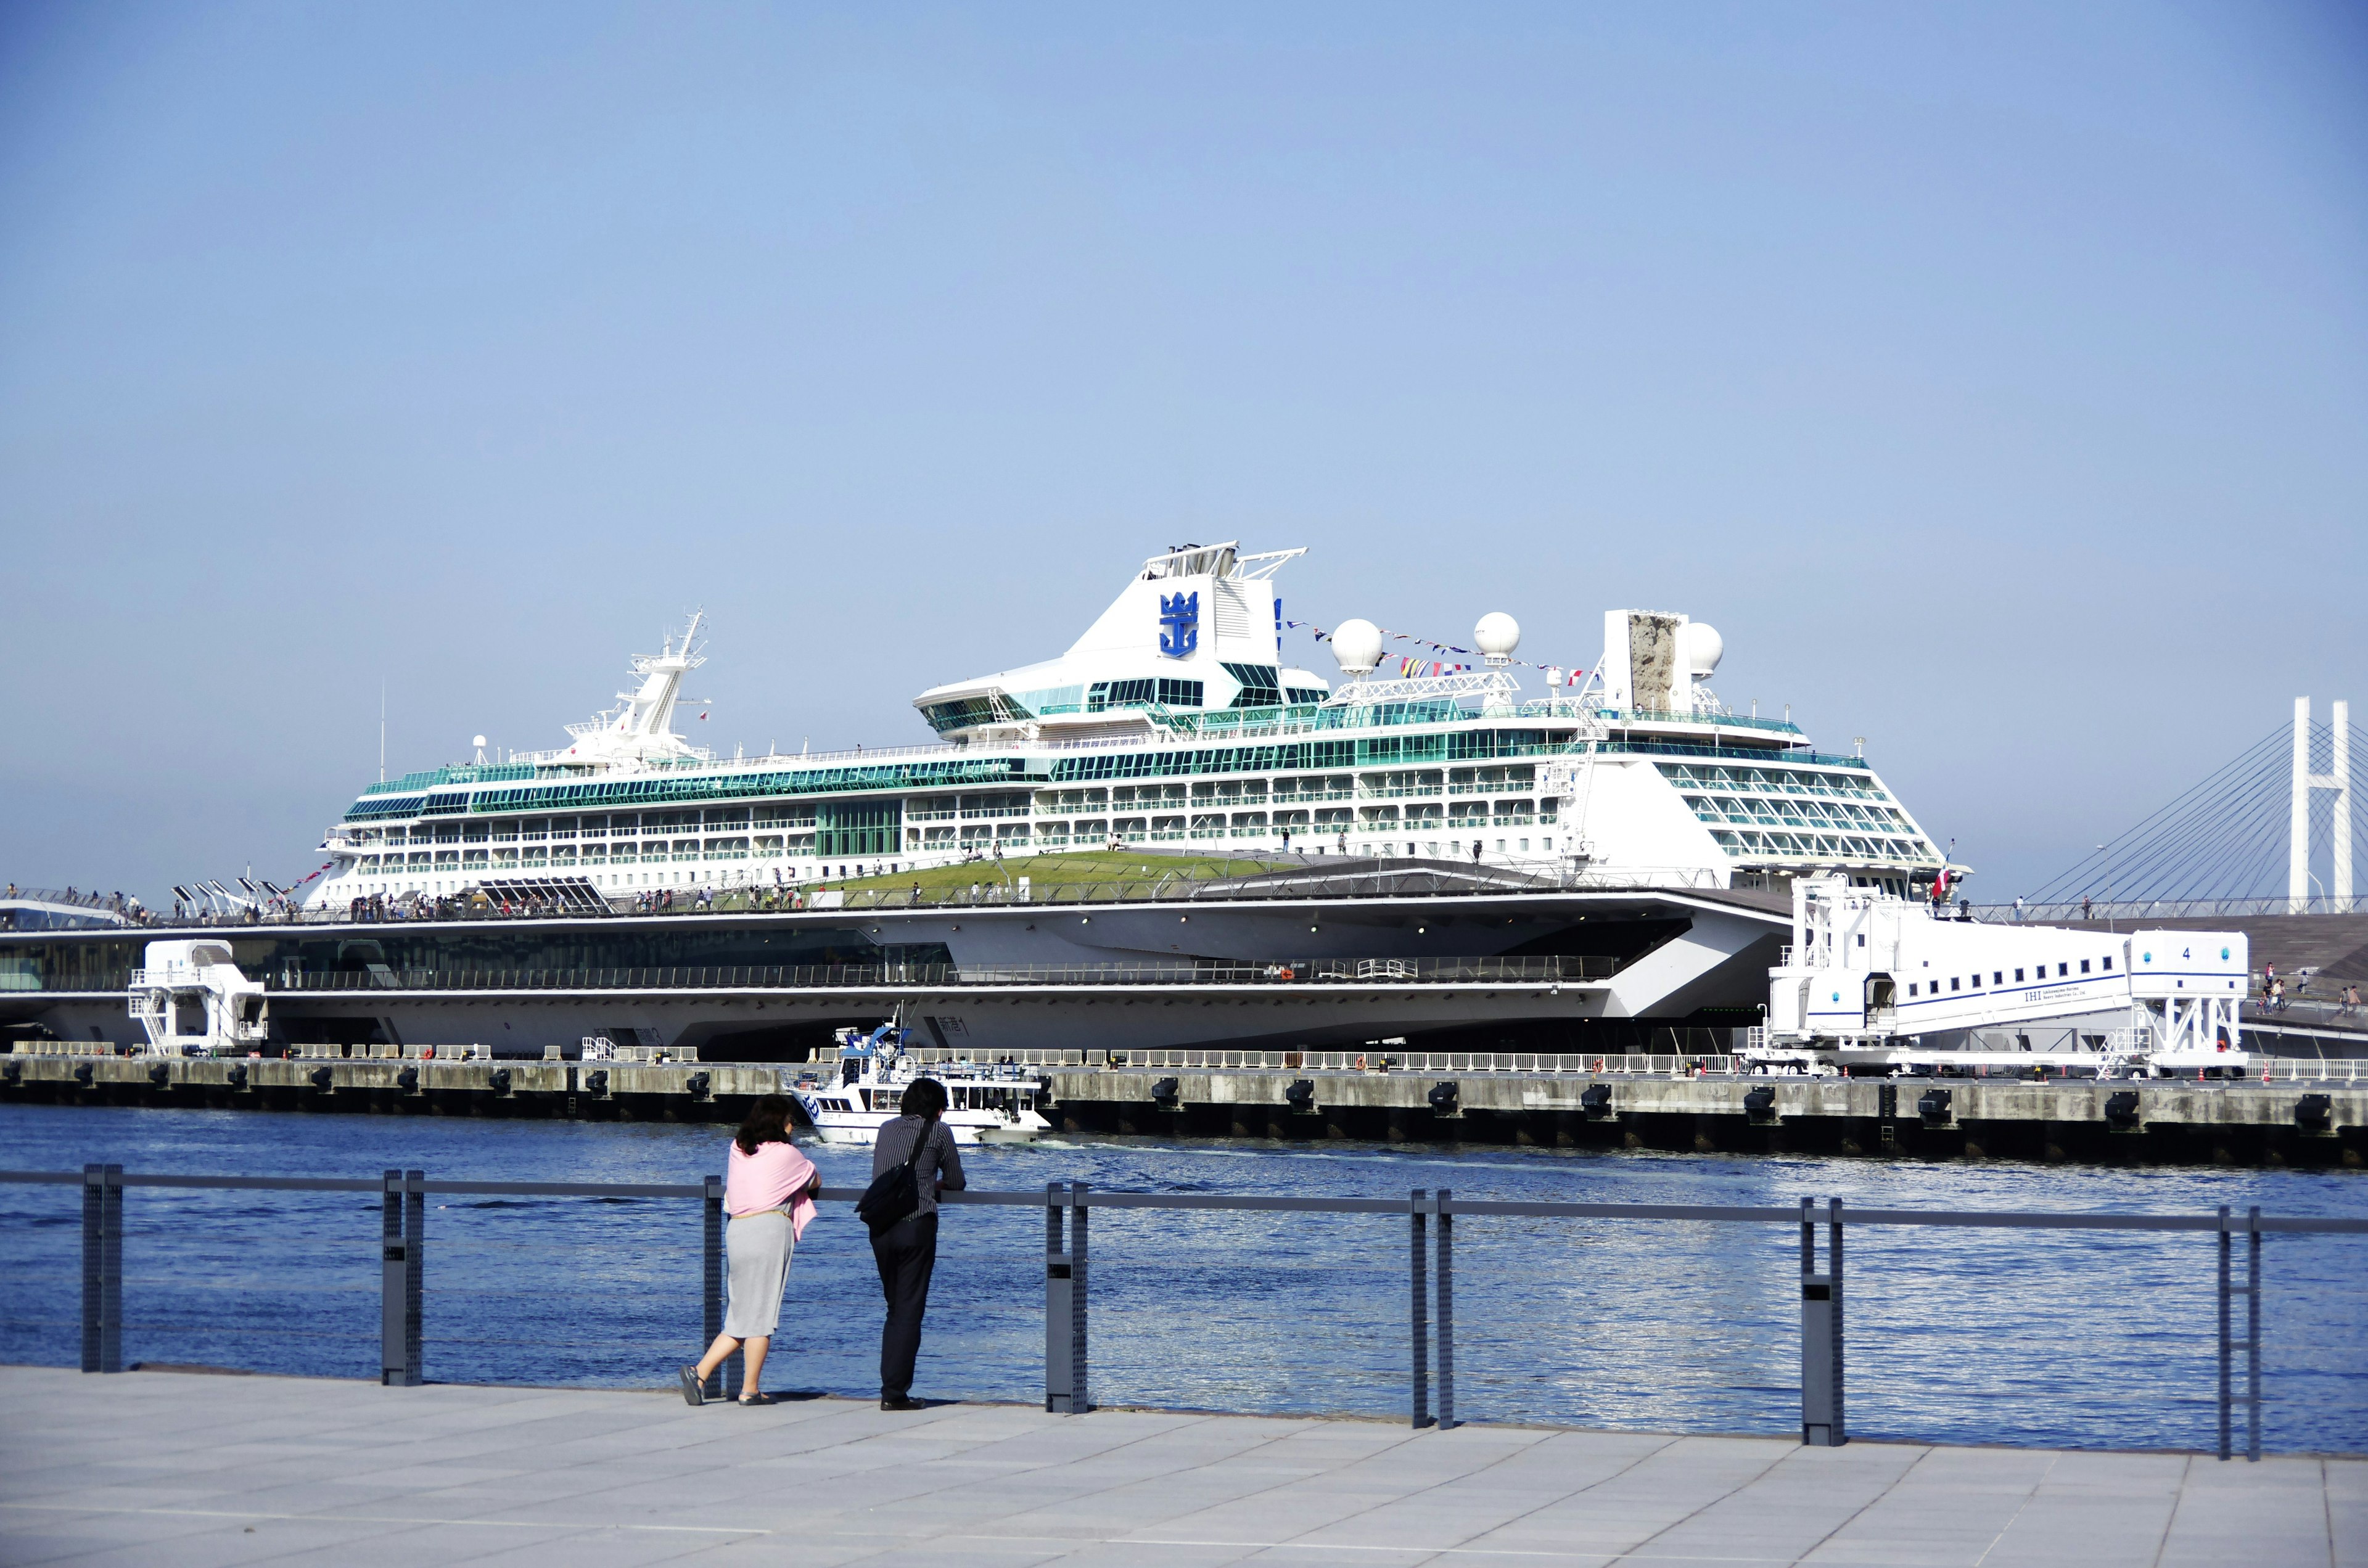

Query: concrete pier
4,1051,2366,1164
0,1366,2358,1567
1044,1068,2368,1165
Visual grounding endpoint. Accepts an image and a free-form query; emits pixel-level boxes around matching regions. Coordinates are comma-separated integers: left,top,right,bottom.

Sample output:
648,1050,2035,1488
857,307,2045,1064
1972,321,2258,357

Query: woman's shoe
678,1366,705,1406
738,1392,777,1407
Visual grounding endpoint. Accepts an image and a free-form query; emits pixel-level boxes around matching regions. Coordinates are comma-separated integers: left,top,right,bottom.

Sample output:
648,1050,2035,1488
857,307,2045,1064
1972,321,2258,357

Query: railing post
80,1163,122,1374
1436,1188,1455,1430
1410,1189,1433,1429
1044,1181,1089,1413
2245,1205,2261,1463
1800,1196,1844,1445
703,1174,731,1400
381,1168,423,1385
2216,1204,2232,1461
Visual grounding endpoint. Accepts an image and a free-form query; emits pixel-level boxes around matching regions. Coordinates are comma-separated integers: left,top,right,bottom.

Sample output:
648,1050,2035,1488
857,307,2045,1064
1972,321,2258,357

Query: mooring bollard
380,1168,423,1386
1436,1187,1456,1430
1410,1188,1433,1429
1799,1196,1845,1446
1045,1181,1089,1413
80,1163,121,1375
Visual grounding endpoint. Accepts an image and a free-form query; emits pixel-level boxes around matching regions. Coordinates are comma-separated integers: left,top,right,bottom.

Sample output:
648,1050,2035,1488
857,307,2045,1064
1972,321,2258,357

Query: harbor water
0,1102,2361,1455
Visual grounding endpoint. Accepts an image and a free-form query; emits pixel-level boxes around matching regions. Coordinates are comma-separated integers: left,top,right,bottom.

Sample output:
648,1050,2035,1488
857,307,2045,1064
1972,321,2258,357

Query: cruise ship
318,543,1946,903
1,544,1954,1059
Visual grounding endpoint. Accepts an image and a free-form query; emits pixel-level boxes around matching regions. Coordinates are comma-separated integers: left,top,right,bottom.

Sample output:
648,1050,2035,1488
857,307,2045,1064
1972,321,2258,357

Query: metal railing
903,1044,1740,1073
269,953,1617,995
10,1165,2362,1459
1972,896,2368,922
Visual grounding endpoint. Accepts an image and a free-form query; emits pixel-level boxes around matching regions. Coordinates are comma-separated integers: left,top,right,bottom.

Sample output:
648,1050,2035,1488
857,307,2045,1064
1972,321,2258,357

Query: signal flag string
1283,618,1587,686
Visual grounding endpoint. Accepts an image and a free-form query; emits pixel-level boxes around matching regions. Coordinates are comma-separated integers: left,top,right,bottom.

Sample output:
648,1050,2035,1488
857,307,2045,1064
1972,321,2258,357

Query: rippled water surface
1,1102,2361,1454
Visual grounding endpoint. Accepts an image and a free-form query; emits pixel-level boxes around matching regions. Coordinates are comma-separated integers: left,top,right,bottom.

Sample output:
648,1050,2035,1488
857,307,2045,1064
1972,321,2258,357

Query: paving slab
0,1366,2357,1567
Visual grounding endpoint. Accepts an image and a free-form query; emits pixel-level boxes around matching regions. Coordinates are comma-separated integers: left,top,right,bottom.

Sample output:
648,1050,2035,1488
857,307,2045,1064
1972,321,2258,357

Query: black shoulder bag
855,1120,931,1235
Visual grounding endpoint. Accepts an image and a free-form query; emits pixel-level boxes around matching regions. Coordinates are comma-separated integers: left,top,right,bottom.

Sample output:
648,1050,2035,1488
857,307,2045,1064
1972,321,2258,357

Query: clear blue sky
3,2,2363,901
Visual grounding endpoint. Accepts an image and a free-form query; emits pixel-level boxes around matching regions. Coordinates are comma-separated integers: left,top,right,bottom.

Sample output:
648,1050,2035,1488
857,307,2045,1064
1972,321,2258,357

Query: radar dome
473,735,488,749
1679,622,1724,678
1474,612,1521,667
1330,618,1383,676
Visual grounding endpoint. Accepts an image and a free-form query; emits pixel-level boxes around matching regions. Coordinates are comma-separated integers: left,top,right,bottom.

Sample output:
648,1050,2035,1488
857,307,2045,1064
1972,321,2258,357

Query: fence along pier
16,1165,2364,1460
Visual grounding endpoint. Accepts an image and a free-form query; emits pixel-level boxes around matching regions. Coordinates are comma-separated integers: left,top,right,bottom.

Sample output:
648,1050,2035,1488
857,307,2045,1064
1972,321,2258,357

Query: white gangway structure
126,940,270,1056
1761,876,2250,1077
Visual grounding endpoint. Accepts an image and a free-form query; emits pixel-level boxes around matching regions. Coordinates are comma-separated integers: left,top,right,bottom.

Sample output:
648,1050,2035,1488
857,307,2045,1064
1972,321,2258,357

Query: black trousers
870,1211,938,1398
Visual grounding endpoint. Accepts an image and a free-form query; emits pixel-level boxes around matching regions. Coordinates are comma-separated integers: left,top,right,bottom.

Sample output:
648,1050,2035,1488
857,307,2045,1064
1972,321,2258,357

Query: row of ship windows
1710,829,1934,864
1683,795,1912,832
357,806,1557,870
940,824,1563,853
344,768,1555,844
1657,763,1891,802
1906,959,2108,996
916,805,1548,841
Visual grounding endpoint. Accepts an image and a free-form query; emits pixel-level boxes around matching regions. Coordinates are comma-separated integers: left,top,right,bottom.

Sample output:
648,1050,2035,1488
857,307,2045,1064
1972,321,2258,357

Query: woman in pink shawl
680,1094,819,1406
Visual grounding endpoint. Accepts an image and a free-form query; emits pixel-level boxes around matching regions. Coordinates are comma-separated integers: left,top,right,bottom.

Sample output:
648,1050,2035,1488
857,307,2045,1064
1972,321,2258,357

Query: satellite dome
1330,618,1383,676
1679,622,1724,678
473,735,488,749
1474,612,1521,667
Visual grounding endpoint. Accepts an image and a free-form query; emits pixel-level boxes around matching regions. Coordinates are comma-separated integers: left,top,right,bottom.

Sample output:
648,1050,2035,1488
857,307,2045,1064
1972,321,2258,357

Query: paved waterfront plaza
0,1366,2359,1567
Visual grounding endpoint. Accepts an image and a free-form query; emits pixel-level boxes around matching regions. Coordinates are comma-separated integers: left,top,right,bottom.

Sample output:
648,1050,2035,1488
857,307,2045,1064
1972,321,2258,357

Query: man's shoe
880,1395,926,1412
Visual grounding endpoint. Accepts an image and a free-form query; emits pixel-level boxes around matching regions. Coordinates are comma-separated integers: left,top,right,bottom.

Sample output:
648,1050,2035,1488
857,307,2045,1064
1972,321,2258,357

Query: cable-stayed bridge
2013,697,2360,922
1973,700,2368,1051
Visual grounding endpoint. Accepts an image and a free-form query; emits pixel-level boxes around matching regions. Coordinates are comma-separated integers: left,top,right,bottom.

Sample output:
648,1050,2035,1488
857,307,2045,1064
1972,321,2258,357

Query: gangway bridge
1764,875,2249,1077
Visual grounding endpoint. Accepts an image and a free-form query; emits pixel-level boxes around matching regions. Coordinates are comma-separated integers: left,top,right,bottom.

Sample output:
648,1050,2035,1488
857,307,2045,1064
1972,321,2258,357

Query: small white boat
791,1020,1053,1146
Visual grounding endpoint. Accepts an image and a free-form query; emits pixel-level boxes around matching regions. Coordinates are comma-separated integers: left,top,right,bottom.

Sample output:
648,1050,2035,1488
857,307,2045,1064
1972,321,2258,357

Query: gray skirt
723,1210,797,1337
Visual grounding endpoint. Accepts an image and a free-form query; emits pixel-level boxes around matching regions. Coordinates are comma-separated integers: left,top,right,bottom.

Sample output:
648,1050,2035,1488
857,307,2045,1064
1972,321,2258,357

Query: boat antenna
379,680,387,783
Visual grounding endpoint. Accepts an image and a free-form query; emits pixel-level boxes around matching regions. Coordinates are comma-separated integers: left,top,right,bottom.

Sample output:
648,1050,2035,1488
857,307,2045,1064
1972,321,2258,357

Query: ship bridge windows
1086,677,1201,712
1011,684,1085,716
921,694,1016,734
1221,663,1283,708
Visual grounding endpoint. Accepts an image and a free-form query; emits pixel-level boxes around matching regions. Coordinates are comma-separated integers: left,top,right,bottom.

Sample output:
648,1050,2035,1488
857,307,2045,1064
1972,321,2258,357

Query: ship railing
14,1165,2354,1457
265,954,1619,995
